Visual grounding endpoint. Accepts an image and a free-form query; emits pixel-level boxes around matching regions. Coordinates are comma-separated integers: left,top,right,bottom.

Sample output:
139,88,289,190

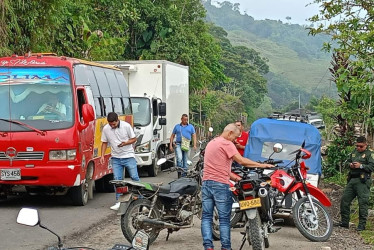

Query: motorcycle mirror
132,230,150,250
208,127,213,132
17,208,40,227
157,158,167,166
273,143,283,153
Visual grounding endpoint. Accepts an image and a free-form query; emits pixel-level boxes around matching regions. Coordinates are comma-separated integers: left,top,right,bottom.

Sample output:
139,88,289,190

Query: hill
203,1,337,109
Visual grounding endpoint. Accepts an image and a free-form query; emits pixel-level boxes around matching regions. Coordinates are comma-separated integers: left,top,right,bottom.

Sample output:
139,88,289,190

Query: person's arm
100,142,108,164
232,153,273,168
193,133,197,150
118,137,137,147
230,172,241,182
169,133,175,151
358,151,374,172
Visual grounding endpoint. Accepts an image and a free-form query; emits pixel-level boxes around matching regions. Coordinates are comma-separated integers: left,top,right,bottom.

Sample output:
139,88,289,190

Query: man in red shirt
234,120,249,156
201,123,273,250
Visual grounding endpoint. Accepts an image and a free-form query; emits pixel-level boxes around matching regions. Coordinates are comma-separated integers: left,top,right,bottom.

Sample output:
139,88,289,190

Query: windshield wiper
0,118,46,136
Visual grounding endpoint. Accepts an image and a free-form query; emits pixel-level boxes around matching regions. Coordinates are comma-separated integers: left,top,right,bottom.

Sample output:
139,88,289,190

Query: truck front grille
0,151,44,160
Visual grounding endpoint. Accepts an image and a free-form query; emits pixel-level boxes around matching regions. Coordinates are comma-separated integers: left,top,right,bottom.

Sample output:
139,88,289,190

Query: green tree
309,0,374,142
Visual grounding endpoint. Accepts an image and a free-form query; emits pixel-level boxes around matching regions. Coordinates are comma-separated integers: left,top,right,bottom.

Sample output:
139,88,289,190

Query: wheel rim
295,200,331,238
127,203,159,241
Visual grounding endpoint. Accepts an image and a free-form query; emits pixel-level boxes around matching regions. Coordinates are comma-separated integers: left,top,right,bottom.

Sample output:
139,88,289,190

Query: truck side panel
163,63,189,142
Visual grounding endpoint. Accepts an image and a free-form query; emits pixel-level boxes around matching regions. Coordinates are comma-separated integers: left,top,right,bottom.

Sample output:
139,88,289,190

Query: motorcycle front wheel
292,197,333,242
121,199,161,244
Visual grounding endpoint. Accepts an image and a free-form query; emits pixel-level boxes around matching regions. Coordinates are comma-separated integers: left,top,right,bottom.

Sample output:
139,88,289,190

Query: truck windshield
131,97,151,126
0,67,73,131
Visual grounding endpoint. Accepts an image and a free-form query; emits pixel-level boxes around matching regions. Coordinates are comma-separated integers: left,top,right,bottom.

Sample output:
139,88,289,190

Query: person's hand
100,156,105,164
169,144,174,152
261,163,274,168
193,145,197,151
352,162,361,168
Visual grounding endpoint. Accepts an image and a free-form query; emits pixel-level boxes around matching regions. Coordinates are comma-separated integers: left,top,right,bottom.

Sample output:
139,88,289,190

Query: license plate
1,168,21,180
239,198,261,210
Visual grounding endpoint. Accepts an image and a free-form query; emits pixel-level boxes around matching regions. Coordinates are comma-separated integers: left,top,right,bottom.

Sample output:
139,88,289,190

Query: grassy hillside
203,1,337,109
228,30,332,93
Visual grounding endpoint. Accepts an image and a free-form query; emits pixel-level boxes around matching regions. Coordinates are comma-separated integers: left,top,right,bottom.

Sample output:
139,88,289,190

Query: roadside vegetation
308,0,374,244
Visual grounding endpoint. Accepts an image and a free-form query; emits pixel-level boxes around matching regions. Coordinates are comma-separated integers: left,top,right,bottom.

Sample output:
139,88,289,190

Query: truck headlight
49,149,77,160
135,141,150,153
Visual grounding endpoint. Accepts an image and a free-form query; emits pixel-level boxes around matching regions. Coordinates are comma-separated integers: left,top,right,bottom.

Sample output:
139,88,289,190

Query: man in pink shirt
201,123,273,250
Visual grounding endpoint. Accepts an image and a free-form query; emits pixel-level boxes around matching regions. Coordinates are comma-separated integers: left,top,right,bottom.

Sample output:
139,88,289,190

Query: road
1,168,334,250
0,169,177,250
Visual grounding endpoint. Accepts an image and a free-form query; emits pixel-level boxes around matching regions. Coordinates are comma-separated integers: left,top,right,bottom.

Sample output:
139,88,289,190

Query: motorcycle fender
117,194,132,215
289,183,331,207
245,209,257,220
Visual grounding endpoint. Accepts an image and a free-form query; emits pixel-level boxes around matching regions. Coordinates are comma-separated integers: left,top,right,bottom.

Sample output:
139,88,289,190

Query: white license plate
1,169,21,180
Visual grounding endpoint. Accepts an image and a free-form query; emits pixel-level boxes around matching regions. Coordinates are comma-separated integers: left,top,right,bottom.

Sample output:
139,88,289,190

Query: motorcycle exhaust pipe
137,215,191,229
258,188,268,197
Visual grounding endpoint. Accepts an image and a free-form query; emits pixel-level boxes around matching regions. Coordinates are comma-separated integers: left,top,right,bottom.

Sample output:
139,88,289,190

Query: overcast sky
220,0,320,25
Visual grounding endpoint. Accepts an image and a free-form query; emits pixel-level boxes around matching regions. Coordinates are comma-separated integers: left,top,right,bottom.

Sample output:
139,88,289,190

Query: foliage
322,135,354,178
309,0,374,140
203,0,335,111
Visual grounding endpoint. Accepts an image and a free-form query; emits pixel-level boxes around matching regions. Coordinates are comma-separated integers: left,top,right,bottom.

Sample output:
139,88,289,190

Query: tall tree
309,0,374,141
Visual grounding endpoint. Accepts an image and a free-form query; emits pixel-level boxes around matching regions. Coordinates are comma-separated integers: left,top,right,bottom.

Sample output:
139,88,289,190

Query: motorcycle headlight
135,141,150,153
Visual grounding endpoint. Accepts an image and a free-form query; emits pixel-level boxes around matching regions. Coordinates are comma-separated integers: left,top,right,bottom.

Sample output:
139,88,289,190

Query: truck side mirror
158,102,166,116
159,118,166,126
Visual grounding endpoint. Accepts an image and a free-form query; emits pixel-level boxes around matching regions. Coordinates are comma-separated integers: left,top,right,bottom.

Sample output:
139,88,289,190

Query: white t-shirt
101,120,136,158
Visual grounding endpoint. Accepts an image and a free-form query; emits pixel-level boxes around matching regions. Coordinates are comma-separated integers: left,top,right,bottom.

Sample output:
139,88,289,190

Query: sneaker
110,202,120,211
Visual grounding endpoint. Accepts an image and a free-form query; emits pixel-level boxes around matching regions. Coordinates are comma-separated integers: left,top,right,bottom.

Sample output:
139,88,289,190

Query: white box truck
99,60,189,176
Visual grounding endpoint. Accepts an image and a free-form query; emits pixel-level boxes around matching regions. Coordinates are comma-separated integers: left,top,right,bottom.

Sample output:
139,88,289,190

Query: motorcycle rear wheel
121,199,161,244
292,197,332,242
247,209,265,250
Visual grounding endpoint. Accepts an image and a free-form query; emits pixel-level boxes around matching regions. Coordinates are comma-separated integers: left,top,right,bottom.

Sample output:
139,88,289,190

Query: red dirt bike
269,142,333,242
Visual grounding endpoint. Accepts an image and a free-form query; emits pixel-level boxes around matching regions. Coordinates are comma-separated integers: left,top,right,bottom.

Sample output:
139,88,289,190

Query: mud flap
117,194,132,215
245,209,257,220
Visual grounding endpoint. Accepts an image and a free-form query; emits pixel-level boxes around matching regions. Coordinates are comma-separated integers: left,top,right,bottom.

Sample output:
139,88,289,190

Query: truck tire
69,182,89,206
147,157,159,177
95,174,115,193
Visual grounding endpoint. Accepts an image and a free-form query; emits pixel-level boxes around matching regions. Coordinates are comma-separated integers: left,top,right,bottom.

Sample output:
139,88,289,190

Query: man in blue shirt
169,114,197,177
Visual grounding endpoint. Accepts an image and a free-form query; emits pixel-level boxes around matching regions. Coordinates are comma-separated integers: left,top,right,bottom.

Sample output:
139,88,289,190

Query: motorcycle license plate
239,198,261,210
1,168,21,180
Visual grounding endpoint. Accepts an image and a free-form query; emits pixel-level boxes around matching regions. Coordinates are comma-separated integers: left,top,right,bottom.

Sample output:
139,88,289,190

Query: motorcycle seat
148,183,171,193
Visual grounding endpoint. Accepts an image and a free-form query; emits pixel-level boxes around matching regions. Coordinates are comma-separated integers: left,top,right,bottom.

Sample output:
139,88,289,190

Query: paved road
0,169,177,250
1,167,334,250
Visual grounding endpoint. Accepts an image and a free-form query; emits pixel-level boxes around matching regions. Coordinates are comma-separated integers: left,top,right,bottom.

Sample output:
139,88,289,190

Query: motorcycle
110,162,202,245
268,142,333,242
232,159,284,250
16,207,149,250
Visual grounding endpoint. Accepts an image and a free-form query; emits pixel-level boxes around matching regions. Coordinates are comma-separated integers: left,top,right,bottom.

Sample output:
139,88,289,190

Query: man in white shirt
100,112,139,210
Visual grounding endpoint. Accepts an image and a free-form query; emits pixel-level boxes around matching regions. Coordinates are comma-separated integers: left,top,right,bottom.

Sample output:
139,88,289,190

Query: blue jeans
175,143,188,177
111,157,139,200
201,180,233,250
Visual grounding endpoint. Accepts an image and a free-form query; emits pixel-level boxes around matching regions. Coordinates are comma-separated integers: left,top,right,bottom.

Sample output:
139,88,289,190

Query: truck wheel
147,157,159,177
69,182,89,206
103,173,115,192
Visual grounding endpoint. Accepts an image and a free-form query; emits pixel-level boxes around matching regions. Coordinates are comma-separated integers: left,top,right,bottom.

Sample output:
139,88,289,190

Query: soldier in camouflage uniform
339,136,374,231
